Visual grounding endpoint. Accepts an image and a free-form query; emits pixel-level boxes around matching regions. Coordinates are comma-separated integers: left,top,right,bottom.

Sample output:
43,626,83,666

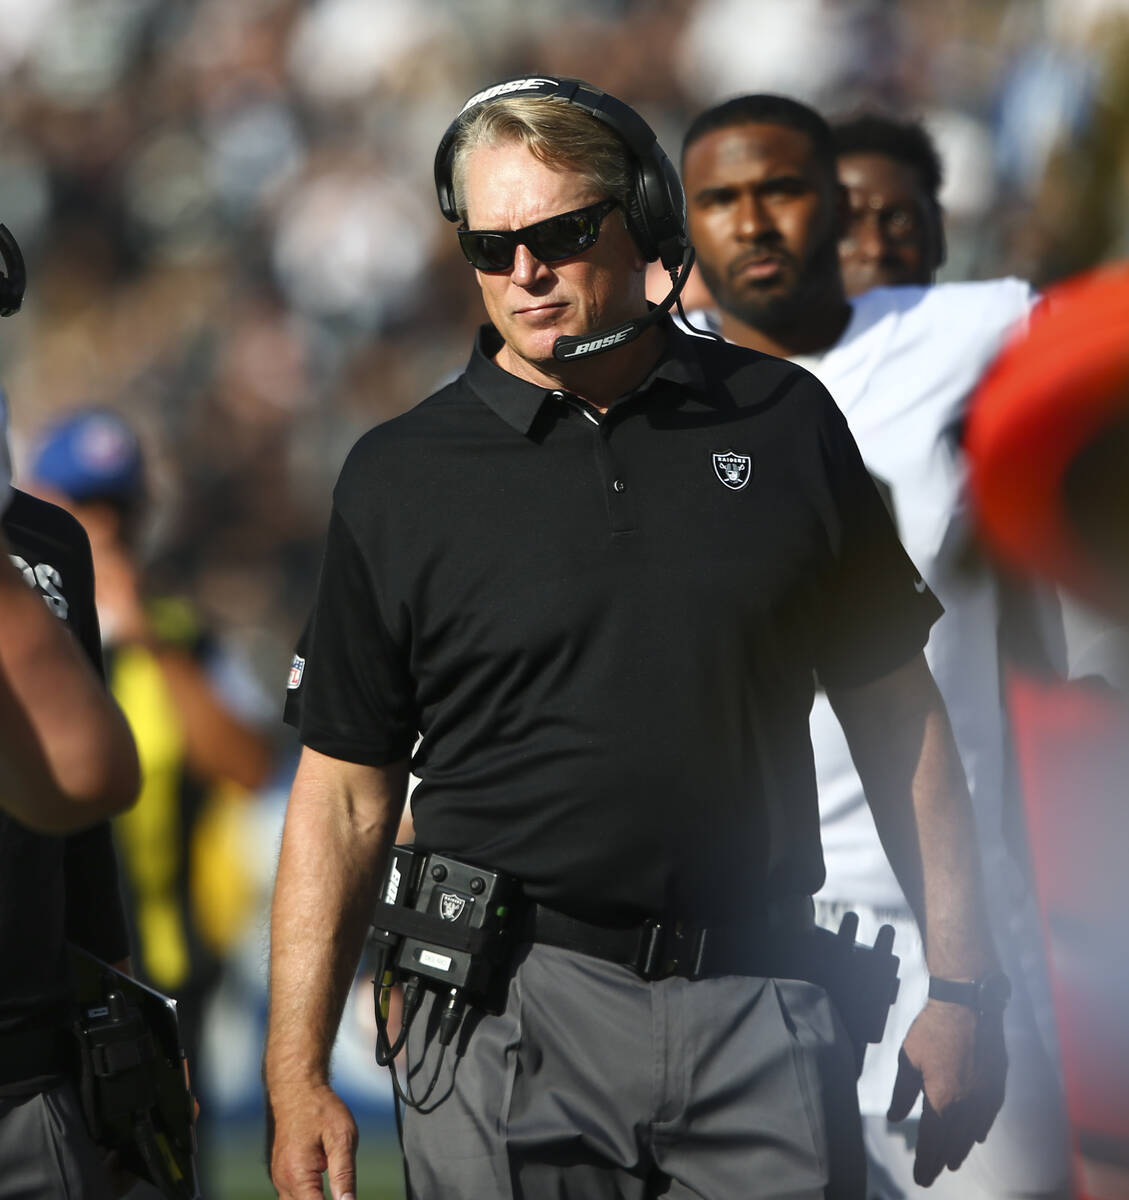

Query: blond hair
450,96,632,225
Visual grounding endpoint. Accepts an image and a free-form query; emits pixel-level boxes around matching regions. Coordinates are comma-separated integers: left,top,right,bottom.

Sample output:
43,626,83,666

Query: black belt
523,896,818,982
0,1025,76,1086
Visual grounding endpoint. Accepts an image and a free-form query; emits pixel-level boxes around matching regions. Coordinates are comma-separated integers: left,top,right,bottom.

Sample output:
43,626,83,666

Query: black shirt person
0,488,136,1198
264,77,1005,1200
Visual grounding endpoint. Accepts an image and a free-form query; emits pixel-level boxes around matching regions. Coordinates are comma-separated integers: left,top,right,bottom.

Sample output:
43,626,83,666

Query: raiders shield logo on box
713,450,752,491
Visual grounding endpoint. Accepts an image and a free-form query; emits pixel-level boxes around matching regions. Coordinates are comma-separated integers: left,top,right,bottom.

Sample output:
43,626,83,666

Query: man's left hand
888,1000,1007,1186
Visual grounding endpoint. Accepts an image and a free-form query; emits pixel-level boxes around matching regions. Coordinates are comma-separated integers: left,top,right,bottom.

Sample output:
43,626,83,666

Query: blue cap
31,409,144,504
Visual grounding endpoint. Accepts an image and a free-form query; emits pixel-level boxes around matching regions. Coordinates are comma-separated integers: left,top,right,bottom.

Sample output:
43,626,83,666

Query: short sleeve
283,504,417,765
813,398,942,689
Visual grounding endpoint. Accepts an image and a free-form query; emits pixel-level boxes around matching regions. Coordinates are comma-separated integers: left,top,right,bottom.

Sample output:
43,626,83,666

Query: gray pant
401,942,865,1199
0,1082,115,1200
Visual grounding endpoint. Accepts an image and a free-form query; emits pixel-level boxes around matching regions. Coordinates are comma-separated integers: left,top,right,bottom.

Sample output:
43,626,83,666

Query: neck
495,325,664,412
719,289,852,360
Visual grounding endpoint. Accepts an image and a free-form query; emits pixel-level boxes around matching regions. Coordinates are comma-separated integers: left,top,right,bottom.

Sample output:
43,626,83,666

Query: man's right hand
267,1083,359,1200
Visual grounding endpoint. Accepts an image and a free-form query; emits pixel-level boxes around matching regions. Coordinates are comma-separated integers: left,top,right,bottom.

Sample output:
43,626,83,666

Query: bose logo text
561,329,633,357
462,78,558,113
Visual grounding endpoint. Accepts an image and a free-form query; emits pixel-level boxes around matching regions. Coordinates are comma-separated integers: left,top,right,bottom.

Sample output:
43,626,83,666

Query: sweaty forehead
684,122,822,184
837,153,925,207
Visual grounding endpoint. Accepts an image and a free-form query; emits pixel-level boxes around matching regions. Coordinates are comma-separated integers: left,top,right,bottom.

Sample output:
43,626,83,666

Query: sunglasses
458,198,619,272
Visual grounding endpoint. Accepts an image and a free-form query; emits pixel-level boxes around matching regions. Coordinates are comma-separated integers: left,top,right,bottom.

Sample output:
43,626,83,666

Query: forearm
830,654,998,979
264,749,407,1092
147,645,272,789
887,703,997,978
0,557,139,831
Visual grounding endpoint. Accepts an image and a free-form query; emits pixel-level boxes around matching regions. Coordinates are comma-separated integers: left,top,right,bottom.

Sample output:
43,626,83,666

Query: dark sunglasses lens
459,231,514,271
458,202,612,270
529,211,599,263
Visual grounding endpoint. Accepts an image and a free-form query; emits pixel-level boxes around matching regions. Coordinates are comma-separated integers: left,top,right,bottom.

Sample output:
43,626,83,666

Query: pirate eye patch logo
713,450,752,491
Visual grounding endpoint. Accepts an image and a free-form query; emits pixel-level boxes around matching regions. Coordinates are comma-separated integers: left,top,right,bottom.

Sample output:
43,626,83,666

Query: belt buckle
636,920,709,981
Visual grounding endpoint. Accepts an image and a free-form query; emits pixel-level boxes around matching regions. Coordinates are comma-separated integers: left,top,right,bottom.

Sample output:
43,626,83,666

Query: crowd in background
0,0,1125,709
1,0,1127,1162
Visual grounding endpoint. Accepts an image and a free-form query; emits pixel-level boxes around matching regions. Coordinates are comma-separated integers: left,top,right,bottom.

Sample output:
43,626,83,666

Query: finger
270,1145,329,1199
913,1095,947,1187
944,1101,976,1172
325,1126,358,1200
971,1080,1004,1145
887,1049,923,1123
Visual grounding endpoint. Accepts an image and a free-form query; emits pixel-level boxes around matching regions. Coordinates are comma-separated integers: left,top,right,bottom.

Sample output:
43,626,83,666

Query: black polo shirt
286,321,940,923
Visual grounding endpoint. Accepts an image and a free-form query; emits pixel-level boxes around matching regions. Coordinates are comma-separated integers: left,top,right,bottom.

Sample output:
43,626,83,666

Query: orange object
966,262,1129,617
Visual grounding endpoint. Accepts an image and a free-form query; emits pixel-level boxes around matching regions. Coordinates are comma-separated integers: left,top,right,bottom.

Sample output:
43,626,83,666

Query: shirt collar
463,317,710,436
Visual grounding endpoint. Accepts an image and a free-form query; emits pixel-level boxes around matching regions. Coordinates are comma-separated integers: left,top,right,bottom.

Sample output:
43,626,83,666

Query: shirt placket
552,390,637,535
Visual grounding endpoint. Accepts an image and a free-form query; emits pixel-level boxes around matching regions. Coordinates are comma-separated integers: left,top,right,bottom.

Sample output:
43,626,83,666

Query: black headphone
0,224,26,317
433,76,688,272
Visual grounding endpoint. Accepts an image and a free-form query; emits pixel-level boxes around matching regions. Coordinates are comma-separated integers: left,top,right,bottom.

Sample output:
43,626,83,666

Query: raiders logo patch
713,450,752,491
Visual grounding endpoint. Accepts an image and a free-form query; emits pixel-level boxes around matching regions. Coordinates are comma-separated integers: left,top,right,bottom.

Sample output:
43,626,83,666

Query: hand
267,1082,358,1200
888,1000,1007,1186
86,533,148,644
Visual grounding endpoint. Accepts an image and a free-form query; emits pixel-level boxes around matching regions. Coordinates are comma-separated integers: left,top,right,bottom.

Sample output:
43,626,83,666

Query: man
29,407,275,1188
265,77,1004,1200
0,220,142,1194
832,113,946,297
681,94,1072,1198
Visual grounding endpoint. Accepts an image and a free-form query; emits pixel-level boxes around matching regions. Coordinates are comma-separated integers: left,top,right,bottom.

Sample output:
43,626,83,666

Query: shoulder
334,377,468,500
2,489,93,566
675,321,830,399
853,278,1034,339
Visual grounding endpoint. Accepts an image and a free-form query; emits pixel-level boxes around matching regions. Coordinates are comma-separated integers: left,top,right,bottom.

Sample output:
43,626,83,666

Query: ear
931,202,947,271
619,209,649,273
833,181,850,240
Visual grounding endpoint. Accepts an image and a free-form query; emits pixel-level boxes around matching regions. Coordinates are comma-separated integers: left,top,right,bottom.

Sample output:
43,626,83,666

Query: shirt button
612,479,626,493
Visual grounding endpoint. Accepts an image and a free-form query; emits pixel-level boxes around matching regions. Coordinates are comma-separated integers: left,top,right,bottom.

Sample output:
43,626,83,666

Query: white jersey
801,279,1041,908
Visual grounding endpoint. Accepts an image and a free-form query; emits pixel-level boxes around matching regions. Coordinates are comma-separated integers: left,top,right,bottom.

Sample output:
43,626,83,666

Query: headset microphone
552,244,696,361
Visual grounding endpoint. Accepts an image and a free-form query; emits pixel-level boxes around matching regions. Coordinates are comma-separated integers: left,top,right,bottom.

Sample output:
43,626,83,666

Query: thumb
327,1149,356,1200
324,1124,358,1200
887,1048,923,1122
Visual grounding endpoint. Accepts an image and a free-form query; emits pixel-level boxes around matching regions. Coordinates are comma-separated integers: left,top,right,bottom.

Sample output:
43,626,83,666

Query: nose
844,209,889,262
510,242,551,286
735,190,774,241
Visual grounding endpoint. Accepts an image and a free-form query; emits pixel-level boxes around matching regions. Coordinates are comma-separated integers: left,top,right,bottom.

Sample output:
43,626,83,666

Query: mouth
512,301,569,326
731,254,787,284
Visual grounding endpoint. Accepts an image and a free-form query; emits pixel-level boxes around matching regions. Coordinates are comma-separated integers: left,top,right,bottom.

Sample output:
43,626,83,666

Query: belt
0,1025,76,1086
523,895,817,982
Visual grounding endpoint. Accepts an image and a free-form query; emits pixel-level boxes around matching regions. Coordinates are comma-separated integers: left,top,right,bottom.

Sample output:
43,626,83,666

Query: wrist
927,970,1011,1017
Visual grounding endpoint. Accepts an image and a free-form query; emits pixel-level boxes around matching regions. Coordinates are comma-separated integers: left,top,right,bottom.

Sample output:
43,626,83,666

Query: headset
0,224,25,318
434,76,700,362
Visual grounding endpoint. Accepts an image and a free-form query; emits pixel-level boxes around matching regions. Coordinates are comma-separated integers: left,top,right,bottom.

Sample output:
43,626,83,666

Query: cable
673,254,725,344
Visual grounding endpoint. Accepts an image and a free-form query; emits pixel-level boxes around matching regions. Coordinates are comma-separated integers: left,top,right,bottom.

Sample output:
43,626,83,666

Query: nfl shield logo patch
287,654,305,690
713,450,752,491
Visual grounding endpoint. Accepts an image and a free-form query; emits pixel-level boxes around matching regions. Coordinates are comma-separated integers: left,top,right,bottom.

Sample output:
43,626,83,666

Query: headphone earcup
633,151,688,270
623,173,658,263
